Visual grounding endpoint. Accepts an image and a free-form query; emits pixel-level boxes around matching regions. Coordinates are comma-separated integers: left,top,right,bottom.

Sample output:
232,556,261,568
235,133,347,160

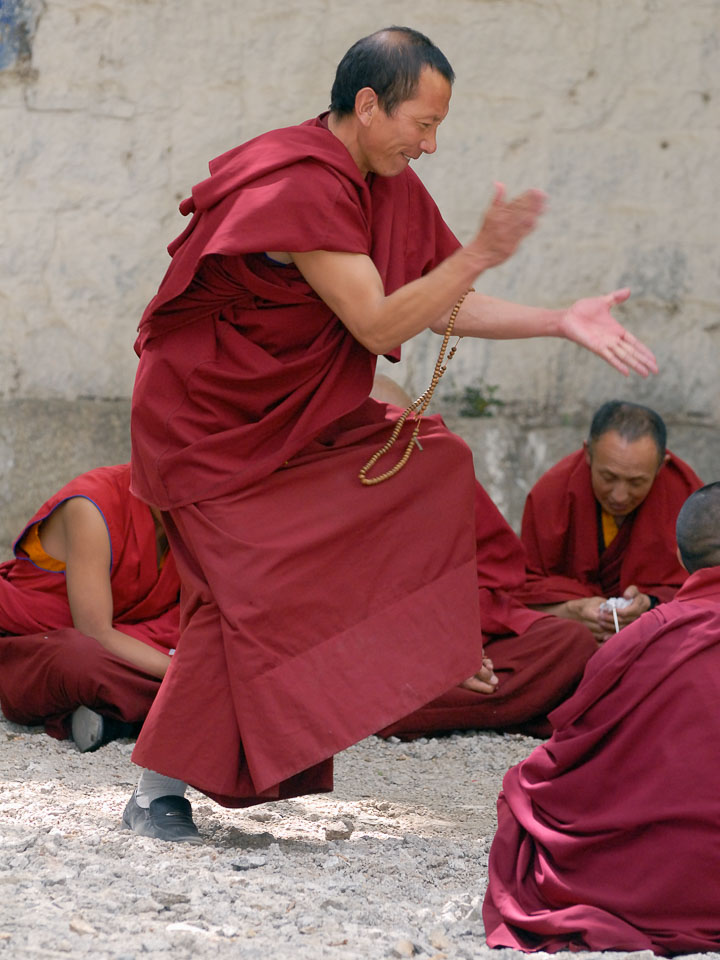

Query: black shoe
71,706,139,753
122,789,202,844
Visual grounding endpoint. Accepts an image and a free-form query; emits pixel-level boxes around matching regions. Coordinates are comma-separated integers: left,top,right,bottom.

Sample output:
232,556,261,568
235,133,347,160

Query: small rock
231,855,267,871
135,897,163,913
69,915,96,936
166,922,210,937
324,820,353,841
247,810,278,823
390,939,416,957
153,891,190,907
429,930,451,950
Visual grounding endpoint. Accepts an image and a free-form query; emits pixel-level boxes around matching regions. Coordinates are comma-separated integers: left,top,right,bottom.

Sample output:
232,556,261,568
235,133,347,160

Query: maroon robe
483,565,720,955
130,117,484,807
516,448,702,605
0,464,180,738
378,483,597,739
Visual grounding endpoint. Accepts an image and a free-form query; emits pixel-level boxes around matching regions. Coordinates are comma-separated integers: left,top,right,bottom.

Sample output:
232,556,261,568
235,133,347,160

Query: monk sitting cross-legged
0,464,179,751
515,400,702,642
483,480,720,955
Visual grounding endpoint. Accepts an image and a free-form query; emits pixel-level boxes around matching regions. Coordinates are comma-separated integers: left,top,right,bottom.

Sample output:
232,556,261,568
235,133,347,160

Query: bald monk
483,481,720,954
0,464,179,751
123,26,656,843
516,400,701,642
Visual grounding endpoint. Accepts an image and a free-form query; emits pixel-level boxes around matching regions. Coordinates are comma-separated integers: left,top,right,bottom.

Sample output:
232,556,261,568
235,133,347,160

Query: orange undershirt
17,522,66,572
601,509,620,549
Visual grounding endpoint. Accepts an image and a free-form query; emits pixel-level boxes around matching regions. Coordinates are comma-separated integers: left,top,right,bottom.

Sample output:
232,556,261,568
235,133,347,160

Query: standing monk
124,26,657,843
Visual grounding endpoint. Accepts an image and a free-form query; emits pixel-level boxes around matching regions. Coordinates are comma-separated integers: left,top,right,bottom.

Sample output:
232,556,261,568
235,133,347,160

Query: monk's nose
420,132,438,154
611,484,631,506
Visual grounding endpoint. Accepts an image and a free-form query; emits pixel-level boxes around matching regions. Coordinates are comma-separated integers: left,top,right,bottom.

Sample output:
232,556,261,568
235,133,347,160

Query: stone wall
2,0,719,550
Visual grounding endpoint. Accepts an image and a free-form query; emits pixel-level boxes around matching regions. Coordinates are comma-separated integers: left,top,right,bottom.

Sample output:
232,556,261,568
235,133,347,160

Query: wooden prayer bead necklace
358,289,472,486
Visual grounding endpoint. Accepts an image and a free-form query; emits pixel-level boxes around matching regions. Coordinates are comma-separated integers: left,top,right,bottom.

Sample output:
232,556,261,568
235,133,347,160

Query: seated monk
0,464,179,751
483,481,720,955
372,378,597,740
514,400,702,642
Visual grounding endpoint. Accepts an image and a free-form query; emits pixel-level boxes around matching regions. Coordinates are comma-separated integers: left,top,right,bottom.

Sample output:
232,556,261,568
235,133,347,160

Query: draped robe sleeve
131,117,460,510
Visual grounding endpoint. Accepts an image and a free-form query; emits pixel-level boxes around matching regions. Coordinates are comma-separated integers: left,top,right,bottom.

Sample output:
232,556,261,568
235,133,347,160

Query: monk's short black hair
329,26,455,118
588,400,667,461
676,481,720,574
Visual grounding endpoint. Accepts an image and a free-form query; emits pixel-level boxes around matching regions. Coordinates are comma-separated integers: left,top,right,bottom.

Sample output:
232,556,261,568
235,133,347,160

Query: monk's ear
355,87,379,127
676,545,687,571
583,439,591,466
659,452,670,470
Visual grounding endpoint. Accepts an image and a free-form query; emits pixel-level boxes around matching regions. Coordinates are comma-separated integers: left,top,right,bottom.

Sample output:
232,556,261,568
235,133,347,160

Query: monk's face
355,67,451,177
584,430,665,519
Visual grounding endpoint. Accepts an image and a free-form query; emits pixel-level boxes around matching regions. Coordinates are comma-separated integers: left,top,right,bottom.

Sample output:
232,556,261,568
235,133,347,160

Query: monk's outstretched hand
560,289,658,377
470,183,546,270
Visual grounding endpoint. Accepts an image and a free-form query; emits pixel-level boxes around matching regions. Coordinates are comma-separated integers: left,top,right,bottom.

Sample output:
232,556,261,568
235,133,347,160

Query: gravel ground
1,713,717,960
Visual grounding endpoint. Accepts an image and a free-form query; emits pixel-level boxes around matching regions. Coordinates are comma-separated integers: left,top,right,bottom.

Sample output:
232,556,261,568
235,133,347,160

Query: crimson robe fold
130,116,483,807
516,448,702,604
0,464,180,738
378,482,597,739
483,565,720,956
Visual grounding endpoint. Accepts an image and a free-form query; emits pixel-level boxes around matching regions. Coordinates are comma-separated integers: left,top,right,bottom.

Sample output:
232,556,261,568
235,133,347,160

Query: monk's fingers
623,335,658,372
605,287,631,306
607,335,656,377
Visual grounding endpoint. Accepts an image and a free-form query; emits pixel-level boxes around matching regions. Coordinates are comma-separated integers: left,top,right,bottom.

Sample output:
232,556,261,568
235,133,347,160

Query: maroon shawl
516,448,702,605
484,565,720,955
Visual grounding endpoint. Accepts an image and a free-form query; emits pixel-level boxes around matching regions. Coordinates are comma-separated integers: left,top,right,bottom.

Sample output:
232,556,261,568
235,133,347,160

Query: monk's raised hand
560,288,658,377
470,183,546,269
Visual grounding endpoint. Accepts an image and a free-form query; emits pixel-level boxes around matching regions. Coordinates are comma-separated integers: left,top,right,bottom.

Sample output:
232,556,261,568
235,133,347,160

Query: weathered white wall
3,0,719,407
1,0,719,542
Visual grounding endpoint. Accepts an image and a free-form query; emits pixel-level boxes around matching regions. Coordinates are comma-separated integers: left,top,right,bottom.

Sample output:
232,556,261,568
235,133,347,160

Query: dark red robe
483,565,720,955
0,464,180,738
378,482,597,739
130,116,484,807
515,448,702,605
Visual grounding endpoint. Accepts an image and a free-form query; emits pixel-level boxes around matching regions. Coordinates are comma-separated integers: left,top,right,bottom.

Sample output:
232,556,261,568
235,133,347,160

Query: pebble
390,939,416,957
69,915,96,935
324,820,354,841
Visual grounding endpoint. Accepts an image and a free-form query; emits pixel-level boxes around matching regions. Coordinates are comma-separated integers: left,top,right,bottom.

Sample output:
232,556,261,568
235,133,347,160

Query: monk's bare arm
291,185,657,377
47,498,170,680
292,184,545,355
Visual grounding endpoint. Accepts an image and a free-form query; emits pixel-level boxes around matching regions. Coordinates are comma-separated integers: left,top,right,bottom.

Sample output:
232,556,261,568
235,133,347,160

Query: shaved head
329,26,454,118
676,482,720,574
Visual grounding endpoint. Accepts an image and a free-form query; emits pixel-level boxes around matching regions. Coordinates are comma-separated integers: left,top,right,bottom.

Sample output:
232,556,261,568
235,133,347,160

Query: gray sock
135,768,188,808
